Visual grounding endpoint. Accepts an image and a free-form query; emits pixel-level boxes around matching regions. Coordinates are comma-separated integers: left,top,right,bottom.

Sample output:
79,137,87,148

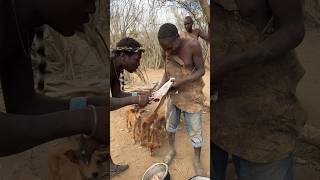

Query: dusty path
110,69,210,180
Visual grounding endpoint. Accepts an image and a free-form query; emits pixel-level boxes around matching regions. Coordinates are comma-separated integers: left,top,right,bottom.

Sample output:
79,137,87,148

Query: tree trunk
198,0,210,25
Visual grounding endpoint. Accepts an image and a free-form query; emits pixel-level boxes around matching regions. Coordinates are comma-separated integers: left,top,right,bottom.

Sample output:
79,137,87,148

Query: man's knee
191,136,203,148
165,102,180,133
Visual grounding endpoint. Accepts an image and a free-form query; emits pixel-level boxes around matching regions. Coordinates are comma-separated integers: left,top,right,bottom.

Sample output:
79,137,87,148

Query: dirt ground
110,69,210,180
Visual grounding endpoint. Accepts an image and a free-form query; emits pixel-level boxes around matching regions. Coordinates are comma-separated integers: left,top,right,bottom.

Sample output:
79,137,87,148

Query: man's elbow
199,68,205,77
290,23,305,48
296,24,305,46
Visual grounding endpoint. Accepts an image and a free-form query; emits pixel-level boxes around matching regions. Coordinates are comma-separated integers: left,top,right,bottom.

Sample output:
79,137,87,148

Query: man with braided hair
157,23,206,176
110,37,150,110
110,37,151,176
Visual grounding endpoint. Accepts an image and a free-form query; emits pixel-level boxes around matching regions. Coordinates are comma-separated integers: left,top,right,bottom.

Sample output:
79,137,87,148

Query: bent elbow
291,23,305,48
200,68,205,77
296,25,305,46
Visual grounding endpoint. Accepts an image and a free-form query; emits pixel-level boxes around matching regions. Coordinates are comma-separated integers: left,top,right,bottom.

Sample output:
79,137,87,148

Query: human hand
138,94,150,107
137,89,152,96
171,79,184,88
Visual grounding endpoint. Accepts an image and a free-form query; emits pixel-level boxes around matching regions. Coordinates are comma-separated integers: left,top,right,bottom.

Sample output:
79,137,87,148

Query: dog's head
129,105,147,121
49,136,107,180
63,149,105,179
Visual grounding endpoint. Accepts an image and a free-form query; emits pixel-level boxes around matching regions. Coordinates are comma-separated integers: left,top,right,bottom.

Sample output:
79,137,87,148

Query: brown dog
48,136,106,180
139,98,167,155
125,105,144,143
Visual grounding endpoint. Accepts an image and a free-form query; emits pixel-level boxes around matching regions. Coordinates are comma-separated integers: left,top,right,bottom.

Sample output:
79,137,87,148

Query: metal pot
142,163,170,180
189,176,211,180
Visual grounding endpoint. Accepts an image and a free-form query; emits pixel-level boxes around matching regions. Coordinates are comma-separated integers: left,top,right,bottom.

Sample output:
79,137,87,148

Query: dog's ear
64,150,79,164
82,139,99,162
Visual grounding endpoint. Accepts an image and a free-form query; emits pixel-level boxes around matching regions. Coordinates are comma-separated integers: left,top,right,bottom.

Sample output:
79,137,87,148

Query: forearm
0,109,93,157
111,90,132,98
250,24,304,64
119,91,132,98
203,32,210,42
14,93,107,115
217,24,304,78
110,96,138,111
180,68,205,86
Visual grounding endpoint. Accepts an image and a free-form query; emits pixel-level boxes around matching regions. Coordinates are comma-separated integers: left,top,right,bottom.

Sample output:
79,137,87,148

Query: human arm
172,41,205,88
197,29,210,42
0,54,108,156
0,53,107,114
110,77,132,98
214,0,305,80
110,96,138,111
0,107,107,157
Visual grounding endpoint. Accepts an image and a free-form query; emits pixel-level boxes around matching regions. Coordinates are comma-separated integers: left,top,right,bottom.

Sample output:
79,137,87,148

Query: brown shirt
165,55,205,113
212,2,306,163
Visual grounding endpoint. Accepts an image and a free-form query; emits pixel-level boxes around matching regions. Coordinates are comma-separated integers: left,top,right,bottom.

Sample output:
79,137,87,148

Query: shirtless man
0,0,108,156
157,23,206,176
109,37,150,177
180,16,209,42
110,37,150,111
212,0,305,179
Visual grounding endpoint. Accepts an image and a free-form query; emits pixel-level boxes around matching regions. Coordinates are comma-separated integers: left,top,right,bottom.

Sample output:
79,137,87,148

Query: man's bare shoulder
185,38,201,49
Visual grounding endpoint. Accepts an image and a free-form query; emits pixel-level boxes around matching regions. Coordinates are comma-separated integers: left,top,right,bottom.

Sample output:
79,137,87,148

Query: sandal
110,164,129,178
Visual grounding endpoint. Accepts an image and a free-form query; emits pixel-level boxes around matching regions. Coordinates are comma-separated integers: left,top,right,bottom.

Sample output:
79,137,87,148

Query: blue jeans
212,143,293,180
166,98,204,148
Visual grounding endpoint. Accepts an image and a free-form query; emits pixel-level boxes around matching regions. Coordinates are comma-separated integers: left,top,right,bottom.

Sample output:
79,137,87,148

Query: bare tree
198,0,210,24
110,0,210,86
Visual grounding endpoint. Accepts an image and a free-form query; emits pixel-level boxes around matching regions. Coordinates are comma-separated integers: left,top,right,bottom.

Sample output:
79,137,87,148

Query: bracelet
138,95,141,105
88,105,98,138
131,92,139,96
69,97,87,110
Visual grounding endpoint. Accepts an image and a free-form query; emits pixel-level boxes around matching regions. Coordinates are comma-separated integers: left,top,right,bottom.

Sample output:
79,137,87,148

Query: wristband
69,97,87,110
131,92,139,96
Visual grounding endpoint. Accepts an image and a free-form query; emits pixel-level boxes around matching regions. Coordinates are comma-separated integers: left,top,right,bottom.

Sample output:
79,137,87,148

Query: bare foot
193,159,206,176
163,149,176,165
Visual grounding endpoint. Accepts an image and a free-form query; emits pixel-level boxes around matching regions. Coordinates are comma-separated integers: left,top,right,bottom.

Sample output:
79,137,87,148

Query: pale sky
136,0,190,28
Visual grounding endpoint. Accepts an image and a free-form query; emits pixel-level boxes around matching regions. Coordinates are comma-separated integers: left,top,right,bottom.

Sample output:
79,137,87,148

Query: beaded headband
112,46,145,53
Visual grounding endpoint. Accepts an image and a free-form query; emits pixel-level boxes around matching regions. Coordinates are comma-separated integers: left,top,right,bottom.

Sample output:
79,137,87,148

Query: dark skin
158,35,205,93
214,0,305,80
109,50,151,176
110,51,150,110
158,34,206,175
183,17,209,42
0,0,109,156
